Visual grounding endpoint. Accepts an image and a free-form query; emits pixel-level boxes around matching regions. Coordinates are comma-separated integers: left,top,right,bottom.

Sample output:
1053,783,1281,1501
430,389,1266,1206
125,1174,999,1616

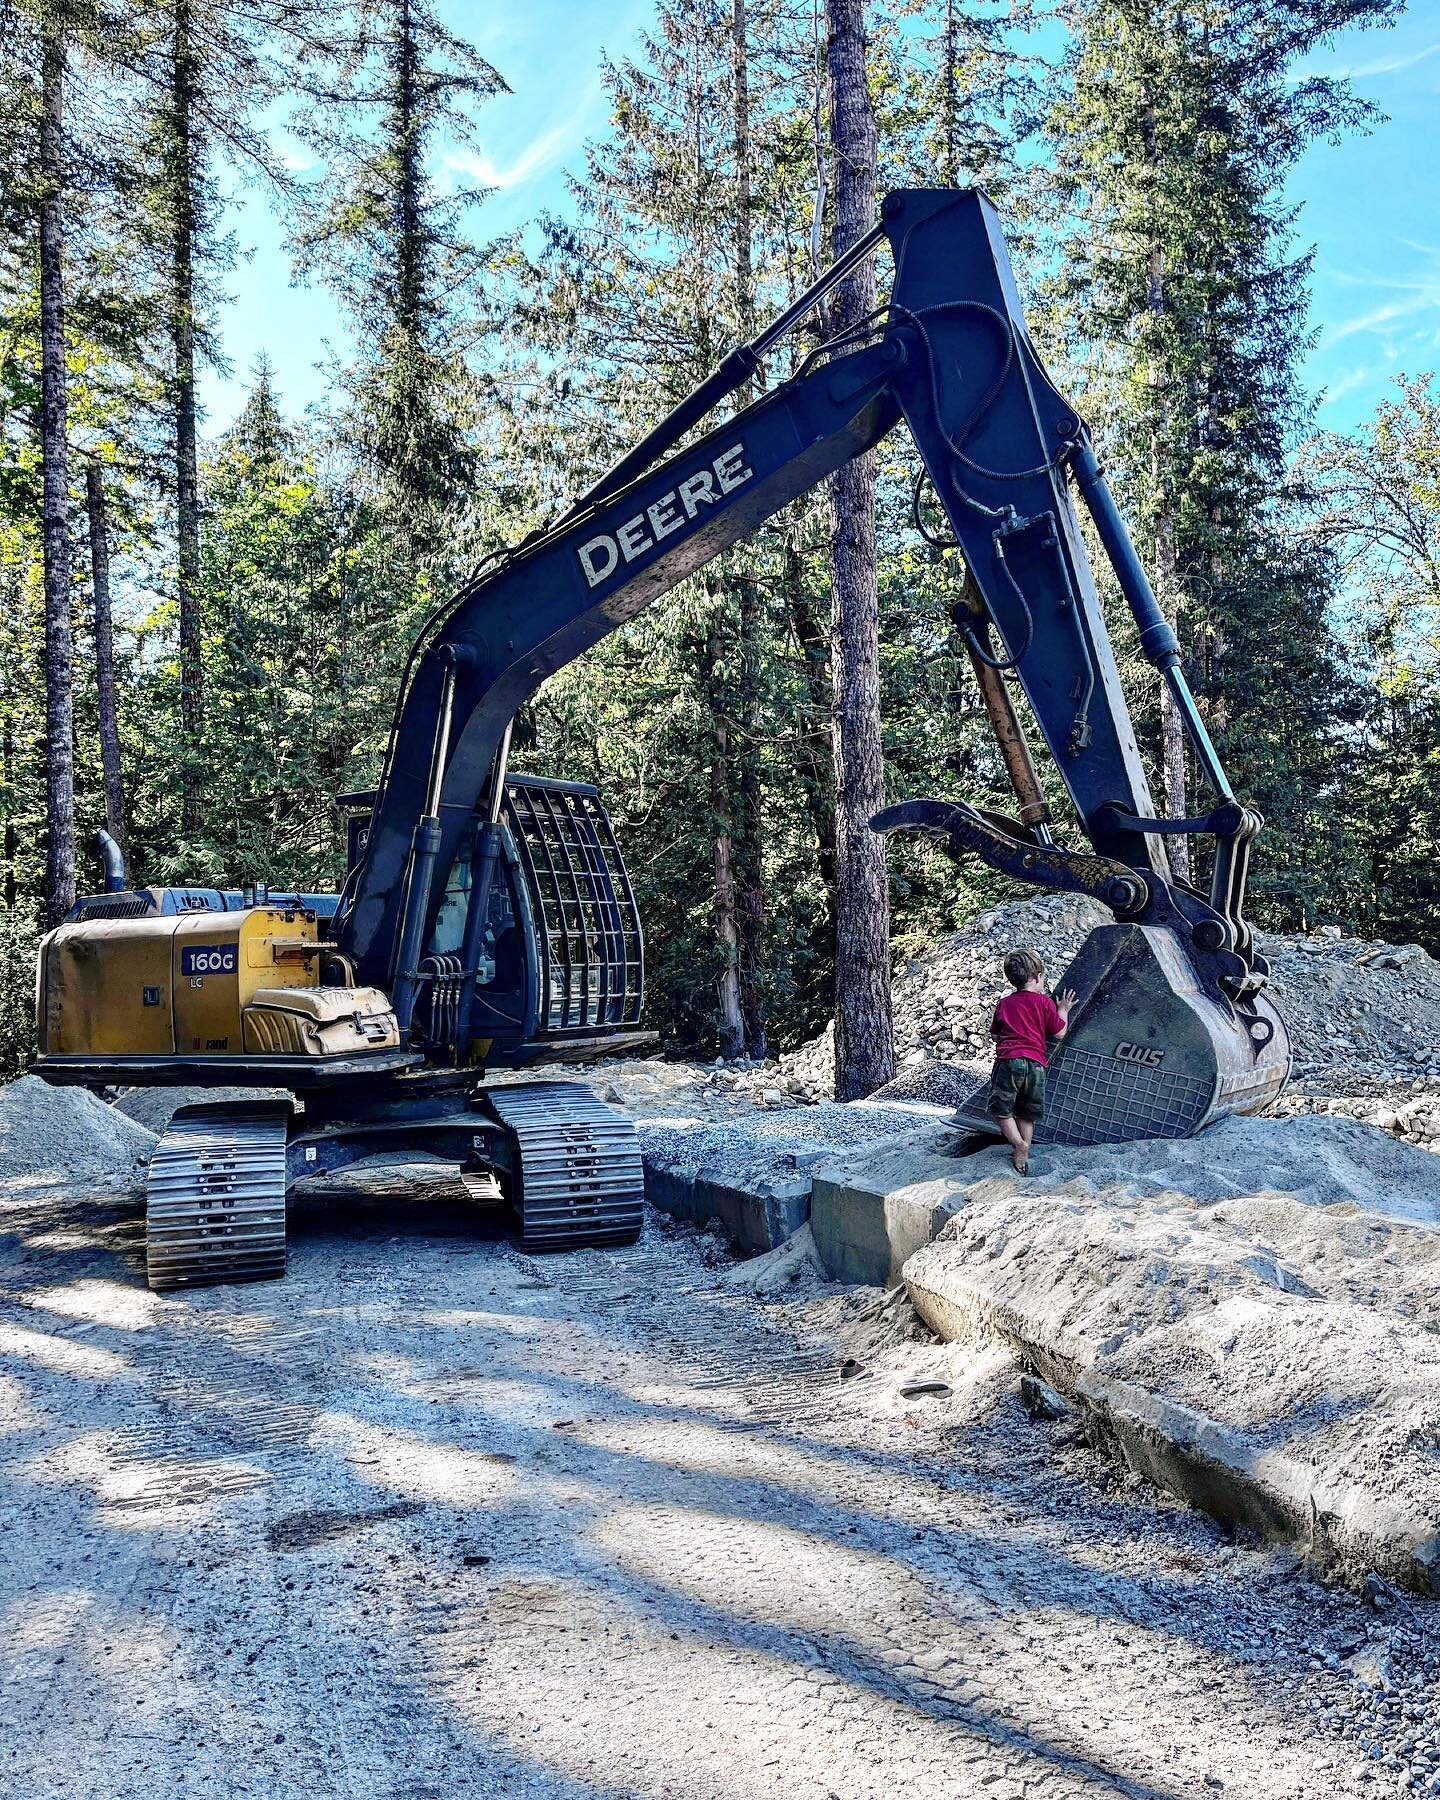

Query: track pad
956,924,1291,1147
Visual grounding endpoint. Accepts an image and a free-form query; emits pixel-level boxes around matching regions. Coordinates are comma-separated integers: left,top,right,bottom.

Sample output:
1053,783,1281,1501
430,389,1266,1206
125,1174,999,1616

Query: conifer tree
826,0,893,1098
37,1,74,922
513,0,816,1057
124,0,320,840
1049,0,1399,910
294,0,505,605
2,0,161,917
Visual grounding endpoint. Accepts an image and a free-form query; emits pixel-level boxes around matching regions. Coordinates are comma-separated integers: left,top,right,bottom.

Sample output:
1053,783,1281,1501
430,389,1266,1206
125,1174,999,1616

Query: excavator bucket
950,921,1292,1146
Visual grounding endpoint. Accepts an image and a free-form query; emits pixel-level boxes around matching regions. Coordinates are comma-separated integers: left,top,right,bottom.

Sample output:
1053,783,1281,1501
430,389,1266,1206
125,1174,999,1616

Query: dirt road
0,1171,1425,1798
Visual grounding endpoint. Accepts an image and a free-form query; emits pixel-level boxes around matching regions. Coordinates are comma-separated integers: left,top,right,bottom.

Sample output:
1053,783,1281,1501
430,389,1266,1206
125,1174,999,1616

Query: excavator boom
334,187,1286,1144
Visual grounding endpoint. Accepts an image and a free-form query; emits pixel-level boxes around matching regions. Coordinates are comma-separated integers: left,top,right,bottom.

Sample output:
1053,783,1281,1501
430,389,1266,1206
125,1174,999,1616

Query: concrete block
642,1156,813,1257
638,1106,932,1259
809,1129,983,1286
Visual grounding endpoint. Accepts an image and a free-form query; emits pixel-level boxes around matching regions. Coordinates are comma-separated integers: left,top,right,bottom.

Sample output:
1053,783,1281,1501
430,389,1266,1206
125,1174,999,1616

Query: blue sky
201,1,1440,441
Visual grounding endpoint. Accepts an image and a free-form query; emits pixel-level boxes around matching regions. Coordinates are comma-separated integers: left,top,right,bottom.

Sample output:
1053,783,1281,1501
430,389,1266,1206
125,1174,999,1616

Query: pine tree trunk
171,0,203,839
39,16,75,926
2,723,16,908
825,0,893,1100
390,0,426,567
394,0,422,346
709,625,745,1058
86,462,127,861
730,0,766,1057
783,526,838,912
735,572,766,1056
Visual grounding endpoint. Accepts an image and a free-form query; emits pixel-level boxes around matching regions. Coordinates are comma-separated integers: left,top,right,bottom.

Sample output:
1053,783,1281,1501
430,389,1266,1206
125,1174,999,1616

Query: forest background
2,0,1438,1084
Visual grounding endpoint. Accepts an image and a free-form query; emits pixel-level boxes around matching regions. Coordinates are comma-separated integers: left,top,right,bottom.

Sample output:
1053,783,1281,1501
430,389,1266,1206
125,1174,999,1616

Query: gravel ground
1,1162,1435,1797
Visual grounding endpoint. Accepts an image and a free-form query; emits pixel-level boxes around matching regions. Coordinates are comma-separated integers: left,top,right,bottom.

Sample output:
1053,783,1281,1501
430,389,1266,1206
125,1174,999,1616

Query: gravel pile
113,1083,286,1135
777,895,1113,1100
767,898,1440,1139
1020,1110,1440,1226
0,1075,156,1191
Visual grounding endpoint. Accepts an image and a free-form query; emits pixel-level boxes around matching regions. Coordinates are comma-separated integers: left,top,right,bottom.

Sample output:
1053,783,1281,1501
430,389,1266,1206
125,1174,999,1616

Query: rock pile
1263,928,1440,1082
770,898,1440,1135
777,894,1114,1100
0,1074,156,1194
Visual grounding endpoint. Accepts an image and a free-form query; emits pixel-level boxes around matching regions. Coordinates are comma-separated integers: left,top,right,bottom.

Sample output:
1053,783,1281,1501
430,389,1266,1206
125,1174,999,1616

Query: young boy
988,949,1076,1174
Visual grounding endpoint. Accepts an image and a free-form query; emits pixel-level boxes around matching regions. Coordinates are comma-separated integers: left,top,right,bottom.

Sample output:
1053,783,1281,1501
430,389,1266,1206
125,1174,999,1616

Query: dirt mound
0,1075,156,1192
902,1113,1440,1591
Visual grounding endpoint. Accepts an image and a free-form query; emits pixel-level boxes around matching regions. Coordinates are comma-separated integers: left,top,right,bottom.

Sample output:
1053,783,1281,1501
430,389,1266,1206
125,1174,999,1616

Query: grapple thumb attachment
873,798,1291,1147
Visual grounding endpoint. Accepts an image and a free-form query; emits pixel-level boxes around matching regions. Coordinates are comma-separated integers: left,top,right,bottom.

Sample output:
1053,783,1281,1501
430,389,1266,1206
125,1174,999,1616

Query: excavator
32,189,1290,1290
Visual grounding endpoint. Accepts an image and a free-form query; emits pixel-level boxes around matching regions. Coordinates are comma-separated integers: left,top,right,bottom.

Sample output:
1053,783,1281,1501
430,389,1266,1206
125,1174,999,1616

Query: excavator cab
339,775,652,1067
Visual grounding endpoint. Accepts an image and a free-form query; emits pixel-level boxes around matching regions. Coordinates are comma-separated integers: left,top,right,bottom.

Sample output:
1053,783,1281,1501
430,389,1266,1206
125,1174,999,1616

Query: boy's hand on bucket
1056,987,1078,1015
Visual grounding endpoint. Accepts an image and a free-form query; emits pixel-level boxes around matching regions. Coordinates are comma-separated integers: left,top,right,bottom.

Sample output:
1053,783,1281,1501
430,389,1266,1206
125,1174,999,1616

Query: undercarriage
140,1075,645,1290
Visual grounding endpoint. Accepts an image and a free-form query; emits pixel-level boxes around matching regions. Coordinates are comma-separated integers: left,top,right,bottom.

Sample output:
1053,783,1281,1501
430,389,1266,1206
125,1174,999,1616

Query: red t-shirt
991,989,1066,1066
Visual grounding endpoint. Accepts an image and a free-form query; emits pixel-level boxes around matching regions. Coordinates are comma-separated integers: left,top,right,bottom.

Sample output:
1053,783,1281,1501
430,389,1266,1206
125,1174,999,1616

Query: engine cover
38,905,324,1060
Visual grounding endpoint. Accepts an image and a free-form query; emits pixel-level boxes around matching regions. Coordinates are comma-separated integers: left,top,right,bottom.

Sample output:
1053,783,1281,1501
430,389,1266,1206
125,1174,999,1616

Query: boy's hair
1003,948,1045,990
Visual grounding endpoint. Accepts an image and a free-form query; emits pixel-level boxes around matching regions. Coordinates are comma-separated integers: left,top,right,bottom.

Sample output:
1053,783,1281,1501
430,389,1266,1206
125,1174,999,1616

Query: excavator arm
333,186,1288,1139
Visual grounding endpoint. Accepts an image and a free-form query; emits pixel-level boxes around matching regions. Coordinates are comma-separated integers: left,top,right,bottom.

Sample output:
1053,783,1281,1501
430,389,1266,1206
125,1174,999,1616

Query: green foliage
1044,0,1400,927
1303,375,1440,945
291,0,505,594
0,0,1431,1070
0,905,39,1078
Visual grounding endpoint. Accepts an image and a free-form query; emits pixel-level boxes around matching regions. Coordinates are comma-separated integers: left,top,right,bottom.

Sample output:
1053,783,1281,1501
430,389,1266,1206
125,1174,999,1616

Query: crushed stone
112,1083,286,1135
638,1100,927,1184
0,1075,155,1191
767,896,1440,1128
899,1116,1440,1592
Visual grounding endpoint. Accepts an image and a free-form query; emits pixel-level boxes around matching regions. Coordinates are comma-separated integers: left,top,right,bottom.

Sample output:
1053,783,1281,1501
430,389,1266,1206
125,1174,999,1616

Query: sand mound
896,1114,1440,1590
1022,1111,1440,1225
0,1076,156,1192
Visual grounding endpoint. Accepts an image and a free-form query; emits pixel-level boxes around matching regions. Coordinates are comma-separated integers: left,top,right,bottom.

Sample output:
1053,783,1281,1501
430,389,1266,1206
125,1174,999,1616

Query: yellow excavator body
37,905,399,1062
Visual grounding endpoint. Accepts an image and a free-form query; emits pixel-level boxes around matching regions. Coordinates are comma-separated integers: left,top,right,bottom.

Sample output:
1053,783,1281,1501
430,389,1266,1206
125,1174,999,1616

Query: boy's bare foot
1011,1150,1028,1175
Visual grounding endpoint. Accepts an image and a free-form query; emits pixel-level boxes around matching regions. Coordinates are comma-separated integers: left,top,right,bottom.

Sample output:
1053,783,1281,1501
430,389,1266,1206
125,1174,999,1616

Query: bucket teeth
484,1081,644,1251
145,1102,290,1290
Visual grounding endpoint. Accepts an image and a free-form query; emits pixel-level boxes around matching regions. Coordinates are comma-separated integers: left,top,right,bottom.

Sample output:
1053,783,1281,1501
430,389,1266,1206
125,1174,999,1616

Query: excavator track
145,1101,290,1291
485,1081,644,1252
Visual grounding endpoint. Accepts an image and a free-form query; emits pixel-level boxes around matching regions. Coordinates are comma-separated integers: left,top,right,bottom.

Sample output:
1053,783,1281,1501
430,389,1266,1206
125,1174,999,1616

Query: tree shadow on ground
0,1175,1382,1800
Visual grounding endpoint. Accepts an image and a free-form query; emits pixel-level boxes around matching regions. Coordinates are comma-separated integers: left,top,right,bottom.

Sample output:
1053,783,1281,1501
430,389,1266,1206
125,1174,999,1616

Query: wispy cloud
1318,365,1375,407
1327,291,1439,346
444,82,604,193
1294,38,1440,82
